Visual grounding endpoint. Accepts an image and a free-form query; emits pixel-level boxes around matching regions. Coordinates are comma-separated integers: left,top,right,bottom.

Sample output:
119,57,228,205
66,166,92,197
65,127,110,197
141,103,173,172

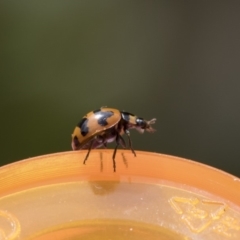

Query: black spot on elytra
73,136,80,147
94,110,114,126
77,117,89,136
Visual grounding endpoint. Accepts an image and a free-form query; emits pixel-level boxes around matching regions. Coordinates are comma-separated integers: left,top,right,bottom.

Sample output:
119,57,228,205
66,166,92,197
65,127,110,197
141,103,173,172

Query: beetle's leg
103,142,108,148
119,135,127,148
100,136,108,148
99,137,107,148
96,135,108,148
125,129,136,157
83,139,94,165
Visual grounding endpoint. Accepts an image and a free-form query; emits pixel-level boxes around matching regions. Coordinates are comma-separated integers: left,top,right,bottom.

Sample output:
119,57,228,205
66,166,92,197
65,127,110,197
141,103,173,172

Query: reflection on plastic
25,219,188,240
0,150,240,239
0,210,21,240
89,181,120,195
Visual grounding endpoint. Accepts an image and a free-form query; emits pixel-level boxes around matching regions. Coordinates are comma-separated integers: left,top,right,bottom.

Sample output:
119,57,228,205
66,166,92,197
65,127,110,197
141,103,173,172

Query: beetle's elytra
71,107,156,171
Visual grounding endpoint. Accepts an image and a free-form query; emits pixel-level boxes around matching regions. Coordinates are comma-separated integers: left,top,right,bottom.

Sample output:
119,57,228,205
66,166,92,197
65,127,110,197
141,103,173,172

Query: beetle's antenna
146,118,157,132
149,118,157,125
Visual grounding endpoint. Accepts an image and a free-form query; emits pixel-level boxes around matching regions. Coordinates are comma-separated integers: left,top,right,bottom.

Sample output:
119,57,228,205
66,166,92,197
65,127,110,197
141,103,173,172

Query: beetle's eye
136,118,147,128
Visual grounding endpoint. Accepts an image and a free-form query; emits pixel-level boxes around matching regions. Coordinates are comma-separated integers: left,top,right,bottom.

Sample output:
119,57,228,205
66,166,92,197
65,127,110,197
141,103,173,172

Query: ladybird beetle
71,107,156,171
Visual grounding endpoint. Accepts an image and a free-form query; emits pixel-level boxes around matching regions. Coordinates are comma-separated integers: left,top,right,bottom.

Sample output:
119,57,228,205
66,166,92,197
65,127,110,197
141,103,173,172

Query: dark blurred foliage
0,1,240,177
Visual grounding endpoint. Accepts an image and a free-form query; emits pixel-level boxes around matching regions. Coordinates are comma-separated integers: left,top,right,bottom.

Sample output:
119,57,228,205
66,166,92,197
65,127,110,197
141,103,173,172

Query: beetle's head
135,118,156,133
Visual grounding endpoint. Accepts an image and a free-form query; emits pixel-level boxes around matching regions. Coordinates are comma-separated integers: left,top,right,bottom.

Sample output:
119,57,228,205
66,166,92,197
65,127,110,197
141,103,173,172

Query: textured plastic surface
0,150,240,239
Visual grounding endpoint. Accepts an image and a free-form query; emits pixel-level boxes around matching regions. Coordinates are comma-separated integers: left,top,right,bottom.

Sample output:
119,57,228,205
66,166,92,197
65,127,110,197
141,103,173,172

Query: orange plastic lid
0,150,240,239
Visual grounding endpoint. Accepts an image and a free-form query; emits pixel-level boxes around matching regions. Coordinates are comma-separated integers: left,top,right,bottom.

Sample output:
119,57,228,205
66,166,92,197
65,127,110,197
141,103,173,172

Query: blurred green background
1,1,240,177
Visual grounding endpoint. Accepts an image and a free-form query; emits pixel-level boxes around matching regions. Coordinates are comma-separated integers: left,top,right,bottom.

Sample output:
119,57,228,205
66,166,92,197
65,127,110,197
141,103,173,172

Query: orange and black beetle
71,107,156,171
